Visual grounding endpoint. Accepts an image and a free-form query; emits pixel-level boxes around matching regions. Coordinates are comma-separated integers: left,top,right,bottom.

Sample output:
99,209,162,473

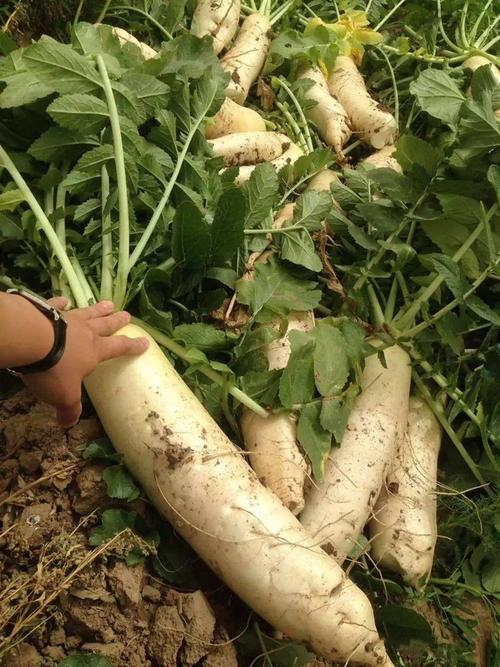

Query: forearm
0,292,54,369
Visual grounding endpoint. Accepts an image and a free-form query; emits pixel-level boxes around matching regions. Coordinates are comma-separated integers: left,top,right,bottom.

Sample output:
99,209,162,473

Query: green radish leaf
83,438,121,463
23,35,101,94
375,606,435,647
280,229,322,272
356,203,403,234
313,321,349,396
0,214,23,240
243,162,279,230
466,296,500,327
120,72,169,114
72,21,123,58
431,255,471,299
211,188,246,264
29,127,99,162
74,198,101,222
139,268,174,334
240,369,281,405
74,145,114,173
410,69,464,125
0,71,53,108
487,165,500,204
172,201,211,270
102,465,141,501
205,267,237,289
395,135,441,177
292,190,331,231
367,169,419,203
62,170,100,195
330,180,363,209
297,402,331,480
456,96,500,160
0,189,25,211
173,323,238,352
0,33,17,56
320,387,357,443
279,331,315,408
58,656,113,667
89,509,137,545
47,94,109,135
236,256,321,317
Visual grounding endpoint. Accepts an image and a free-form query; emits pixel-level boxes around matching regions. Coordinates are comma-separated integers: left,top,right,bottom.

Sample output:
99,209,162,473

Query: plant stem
376,47,399,132
70,256,96,304
367,284,385,326
399,256,500,338
469,0,493,43
96,55,129,309
412,372,490,492
110,6,173,40
395,214,489,331
157,256,176,272
429,577,488,598
374,0,406,32
96,0,112,23
244,224,304,235
275,101,309,154
133,318,269,418
129,119,208,271
0,145,86,307
436,0,461,52
275,77,314,154
100,165,113,302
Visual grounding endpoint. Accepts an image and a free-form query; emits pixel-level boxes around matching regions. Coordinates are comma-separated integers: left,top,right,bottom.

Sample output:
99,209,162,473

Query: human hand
22,299,149,428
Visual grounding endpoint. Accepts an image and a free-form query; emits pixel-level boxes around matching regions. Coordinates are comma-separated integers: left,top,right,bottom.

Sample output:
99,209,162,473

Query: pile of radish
1,0,499,664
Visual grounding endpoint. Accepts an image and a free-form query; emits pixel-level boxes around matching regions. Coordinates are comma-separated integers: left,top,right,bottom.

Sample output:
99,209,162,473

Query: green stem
429,578,489,598
469,0,494,43
244,225,304,235
110,6,173,40
395,211,493,331
474,15,500,49
100,165,113,302
70,256,96,304
275,101,309,154
367,284,385,326
384,276,398,322
132,318,269,418
375,47,399,132
374,0,406,32
74,0,85,25
436,0,461,52
0,145,86,307
275,77,314,154
269,0,295,25
459,0,470,49
96,0,112,23
157,256,176,272
96,55,129,309
412,372,490,492
399,257,500,338
128,119,208,271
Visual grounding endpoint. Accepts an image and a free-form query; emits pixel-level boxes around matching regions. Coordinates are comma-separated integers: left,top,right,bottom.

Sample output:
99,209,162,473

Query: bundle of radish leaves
0,0,499,664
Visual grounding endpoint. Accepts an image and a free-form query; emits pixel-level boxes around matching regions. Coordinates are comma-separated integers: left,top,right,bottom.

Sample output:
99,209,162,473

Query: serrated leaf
62,169,100,195
243,162,279,229
75,145,114,173
375,605,434,647
410,69,464,125
24,35,100,94
211,188,246,264
121,72,169,114
74,198,101,222
236,256,321,316
0,189,25,211
83,438,121,463
293,190,331,231
174,323,237,352
488,165,500,205
0,71,53,108
47,94,109,134
281,228,323,272
29,127,99,162
279,331,315,408
313,321,349,396
102,465,140,501
395,135,441,176
89,509,137,545
297,402,331,480
321,390,356,442
431,255,471,299
172,201,210,269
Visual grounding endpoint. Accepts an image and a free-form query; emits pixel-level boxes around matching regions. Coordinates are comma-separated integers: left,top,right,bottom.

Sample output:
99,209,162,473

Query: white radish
463,55,500,118
112,27,158,59
191,0,241,55
233,140,303,185
85,324,394,667
361,146,401,173
328,56,396,149
299,67,351,160
369,397,442,587
221,13,272,104
209,131,291,166
300,345,411,562
205,98,266,139
306,168,339,192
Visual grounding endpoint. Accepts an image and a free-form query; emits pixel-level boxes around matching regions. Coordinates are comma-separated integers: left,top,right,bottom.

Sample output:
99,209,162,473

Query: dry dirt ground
0,390,239,667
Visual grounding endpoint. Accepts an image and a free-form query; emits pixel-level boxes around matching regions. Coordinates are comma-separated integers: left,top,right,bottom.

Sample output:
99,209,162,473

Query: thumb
56,401,82,429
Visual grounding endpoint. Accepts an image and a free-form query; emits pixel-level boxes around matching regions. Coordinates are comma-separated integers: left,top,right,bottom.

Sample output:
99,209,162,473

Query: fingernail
121,311,131,322
100,301,114,310
139,338,149,350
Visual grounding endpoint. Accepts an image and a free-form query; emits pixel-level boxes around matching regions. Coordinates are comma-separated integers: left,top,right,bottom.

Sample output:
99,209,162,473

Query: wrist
0,293,55,369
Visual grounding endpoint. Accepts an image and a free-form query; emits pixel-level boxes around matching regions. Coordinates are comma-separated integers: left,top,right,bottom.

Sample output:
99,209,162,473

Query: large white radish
209,131,291,166
191,0,241,55
221,13,272,104
361,146,402,173
369,397,442,587
299,67,351,159
233,140,303,185
85,324,394,667
205,98,266,139
112,27,158,59
300,345,411,562
241,310,314,515
328,56,396,149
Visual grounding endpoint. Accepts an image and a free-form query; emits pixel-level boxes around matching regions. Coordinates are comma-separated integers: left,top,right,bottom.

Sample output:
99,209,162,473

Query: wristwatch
5,289,67,375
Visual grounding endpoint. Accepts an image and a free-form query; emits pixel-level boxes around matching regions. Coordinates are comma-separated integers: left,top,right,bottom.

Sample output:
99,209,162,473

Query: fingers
56,401,82,429
98,334,149,362
79,301,115,320
48,296,70,311
90,310,131,336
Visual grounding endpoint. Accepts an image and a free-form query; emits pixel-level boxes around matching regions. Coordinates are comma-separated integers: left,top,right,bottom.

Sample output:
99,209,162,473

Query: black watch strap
6,289,67,375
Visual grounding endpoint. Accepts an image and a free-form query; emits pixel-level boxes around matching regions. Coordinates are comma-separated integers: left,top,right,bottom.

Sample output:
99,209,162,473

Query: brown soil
0,390,238,667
